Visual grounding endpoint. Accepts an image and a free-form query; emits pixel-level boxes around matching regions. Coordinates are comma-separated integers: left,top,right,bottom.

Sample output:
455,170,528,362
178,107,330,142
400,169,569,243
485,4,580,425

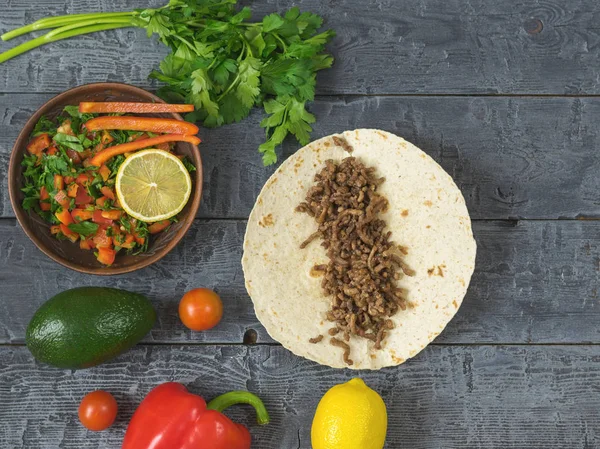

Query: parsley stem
217,71,241,101
1,12,134,41
174,35,198,55
0,22,133,64
272,33,287,51
241,36,254,58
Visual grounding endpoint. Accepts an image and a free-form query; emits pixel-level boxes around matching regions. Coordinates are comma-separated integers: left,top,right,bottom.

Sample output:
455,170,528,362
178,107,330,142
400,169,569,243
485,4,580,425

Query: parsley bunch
1,0,336,165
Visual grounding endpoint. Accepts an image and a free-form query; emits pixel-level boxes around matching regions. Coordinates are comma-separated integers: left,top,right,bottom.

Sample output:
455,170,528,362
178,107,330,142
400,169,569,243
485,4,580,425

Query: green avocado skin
26,287,156,369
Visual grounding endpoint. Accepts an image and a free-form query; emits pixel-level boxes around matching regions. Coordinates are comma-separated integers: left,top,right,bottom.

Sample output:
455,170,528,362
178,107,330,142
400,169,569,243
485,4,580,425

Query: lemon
115,149,192,223
311,378,387,449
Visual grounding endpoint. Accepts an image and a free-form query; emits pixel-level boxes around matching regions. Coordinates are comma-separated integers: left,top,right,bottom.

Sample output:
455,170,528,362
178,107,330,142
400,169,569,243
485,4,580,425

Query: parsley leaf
181,156,197,172
134,1,335,165
68,222,99,237
53,133,83,152
262,13,285,32
32,116,56,137
235,57,261,108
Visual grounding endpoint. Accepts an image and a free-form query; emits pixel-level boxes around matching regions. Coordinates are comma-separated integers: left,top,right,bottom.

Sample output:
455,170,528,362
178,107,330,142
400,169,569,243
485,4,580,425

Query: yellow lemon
311,378,387,449
116,149,192,223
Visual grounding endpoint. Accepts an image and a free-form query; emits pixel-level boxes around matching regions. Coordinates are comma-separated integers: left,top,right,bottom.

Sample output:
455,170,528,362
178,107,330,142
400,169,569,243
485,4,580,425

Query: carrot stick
84,116,199,135
79,102,195,114
89,134,201,166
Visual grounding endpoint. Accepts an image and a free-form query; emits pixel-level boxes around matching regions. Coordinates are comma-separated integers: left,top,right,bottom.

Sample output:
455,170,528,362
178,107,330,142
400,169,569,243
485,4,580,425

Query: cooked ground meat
309,335,324,344
297,157,414,365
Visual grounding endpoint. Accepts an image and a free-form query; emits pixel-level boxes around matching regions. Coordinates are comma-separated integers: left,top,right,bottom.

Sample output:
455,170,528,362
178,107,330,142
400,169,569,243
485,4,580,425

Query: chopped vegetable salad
21,103,198,266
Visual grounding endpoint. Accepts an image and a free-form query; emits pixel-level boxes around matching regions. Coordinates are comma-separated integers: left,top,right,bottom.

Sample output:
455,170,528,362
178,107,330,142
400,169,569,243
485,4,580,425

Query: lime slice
115,149,192,223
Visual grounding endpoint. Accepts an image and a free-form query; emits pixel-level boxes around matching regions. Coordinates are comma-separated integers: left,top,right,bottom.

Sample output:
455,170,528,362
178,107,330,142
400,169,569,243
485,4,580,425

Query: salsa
21,105,197,266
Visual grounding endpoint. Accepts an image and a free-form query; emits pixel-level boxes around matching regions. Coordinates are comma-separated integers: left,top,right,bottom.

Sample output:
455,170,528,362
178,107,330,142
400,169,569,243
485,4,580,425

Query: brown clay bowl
8,82,203,275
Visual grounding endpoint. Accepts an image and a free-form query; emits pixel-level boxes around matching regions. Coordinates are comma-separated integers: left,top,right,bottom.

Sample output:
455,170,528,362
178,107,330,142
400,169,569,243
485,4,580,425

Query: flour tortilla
242,129,476,369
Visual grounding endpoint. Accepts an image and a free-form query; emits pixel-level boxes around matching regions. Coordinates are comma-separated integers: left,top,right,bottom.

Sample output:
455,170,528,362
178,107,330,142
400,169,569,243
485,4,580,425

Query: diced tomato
116,233,136,249
53,190,71,209
71,208,93,222
93,227,113,248
67,183,79,198
100,186,115,201
59,223,79,242
54,174,64,190
46,146,58,156
96,247,116,266
66,149,81,164
26,134,51,154
75,186,93,206
80,238,94,250
40,186,51,211
101,210,122,220
40,186,50,201
131,133,150,142
64,176,75,184
132,232,145,246
148,220,171,234
98,165,111,181
92,210,113,225
101,130,114,145
76,173,93,186
96,196,109,208
50,225,61,235
55,208,73,226
130,223,146,245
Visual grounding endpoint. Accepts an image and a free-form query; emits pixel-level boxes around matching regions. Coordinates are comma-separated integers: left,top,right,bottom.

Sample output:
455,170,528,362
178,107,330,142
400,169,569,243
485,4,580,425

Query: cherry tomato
78,390,118,431
179,288,223,331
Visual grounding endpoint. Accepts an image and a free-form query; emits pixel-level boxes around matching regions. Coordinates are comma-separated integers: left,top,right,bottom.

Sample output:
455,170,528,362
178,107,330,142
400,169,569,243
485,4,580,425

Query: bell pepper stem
207,391,270,426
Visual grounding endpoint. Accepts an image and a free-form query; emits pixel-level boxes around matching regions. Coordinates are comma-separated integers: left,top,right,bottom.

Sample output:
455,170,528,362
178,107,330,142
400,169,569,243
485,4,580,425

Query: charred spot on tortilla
296,156,414,365
258,213,274,227
332,136,354,154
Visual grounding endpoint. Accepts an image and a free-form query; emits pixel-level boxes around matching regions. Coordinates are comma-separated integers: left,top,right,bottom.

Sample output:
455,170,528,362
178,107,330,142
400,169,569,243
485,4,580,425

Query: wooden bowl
8,83,202,275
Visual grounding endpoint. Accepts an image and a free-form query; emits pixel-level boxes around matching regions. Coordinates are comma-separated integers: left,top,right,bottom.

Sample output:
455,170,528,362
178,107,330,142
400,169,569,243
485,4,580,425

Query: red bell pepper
121,382,269,449
26,133,51,154
79,101,195,114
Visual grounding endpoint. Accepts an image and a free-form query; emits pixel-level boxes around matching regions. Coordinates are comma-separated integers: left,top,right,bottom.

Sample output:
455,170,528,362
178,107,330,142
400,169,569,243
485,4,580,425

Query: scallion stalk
0,21,133,64
1,12,134,41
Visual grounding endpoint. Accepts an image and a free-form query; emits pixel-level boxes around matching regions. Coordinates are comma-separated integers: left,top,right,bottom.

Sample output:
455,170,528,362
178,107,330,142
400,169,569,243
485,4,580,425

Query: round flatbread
242,129,476,369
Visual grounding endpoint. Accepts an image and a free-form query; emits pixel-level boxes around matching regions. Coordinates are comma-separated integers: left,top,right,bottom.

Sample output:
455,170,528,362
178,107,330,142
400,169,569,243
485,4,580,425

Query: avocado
26,287,156,369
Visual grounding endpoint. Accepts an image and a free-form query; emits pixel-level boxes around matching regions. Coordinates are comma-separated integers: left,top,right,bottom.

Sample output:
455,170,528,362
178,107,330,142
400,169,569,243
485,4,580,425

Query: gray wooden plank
1,0,600,95
3,94,600,220
1,344,600,449
0,219,262,345
1,219,600,345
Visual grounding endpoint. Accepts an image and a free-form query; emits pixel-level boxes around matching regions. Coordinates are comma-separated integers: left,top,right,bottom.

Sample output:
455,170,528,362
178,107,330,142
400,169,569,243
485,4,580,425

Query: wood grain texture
1,219,599,345
3,94,600,220
1,344,600,449
2,0,600,94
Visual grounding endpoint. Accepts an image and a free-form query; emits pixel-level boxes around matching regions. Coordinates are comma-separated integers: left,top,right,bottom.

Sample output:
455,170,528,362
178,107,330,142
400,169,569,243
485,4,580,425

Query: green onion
1,12,134,41
0,20,133,64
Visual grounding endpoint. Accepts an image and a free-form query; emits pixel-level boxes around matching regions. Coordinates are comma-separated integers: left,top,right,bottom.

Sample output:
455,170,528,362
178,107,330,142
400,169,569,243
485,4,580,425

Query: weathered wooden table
1,0,600,447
